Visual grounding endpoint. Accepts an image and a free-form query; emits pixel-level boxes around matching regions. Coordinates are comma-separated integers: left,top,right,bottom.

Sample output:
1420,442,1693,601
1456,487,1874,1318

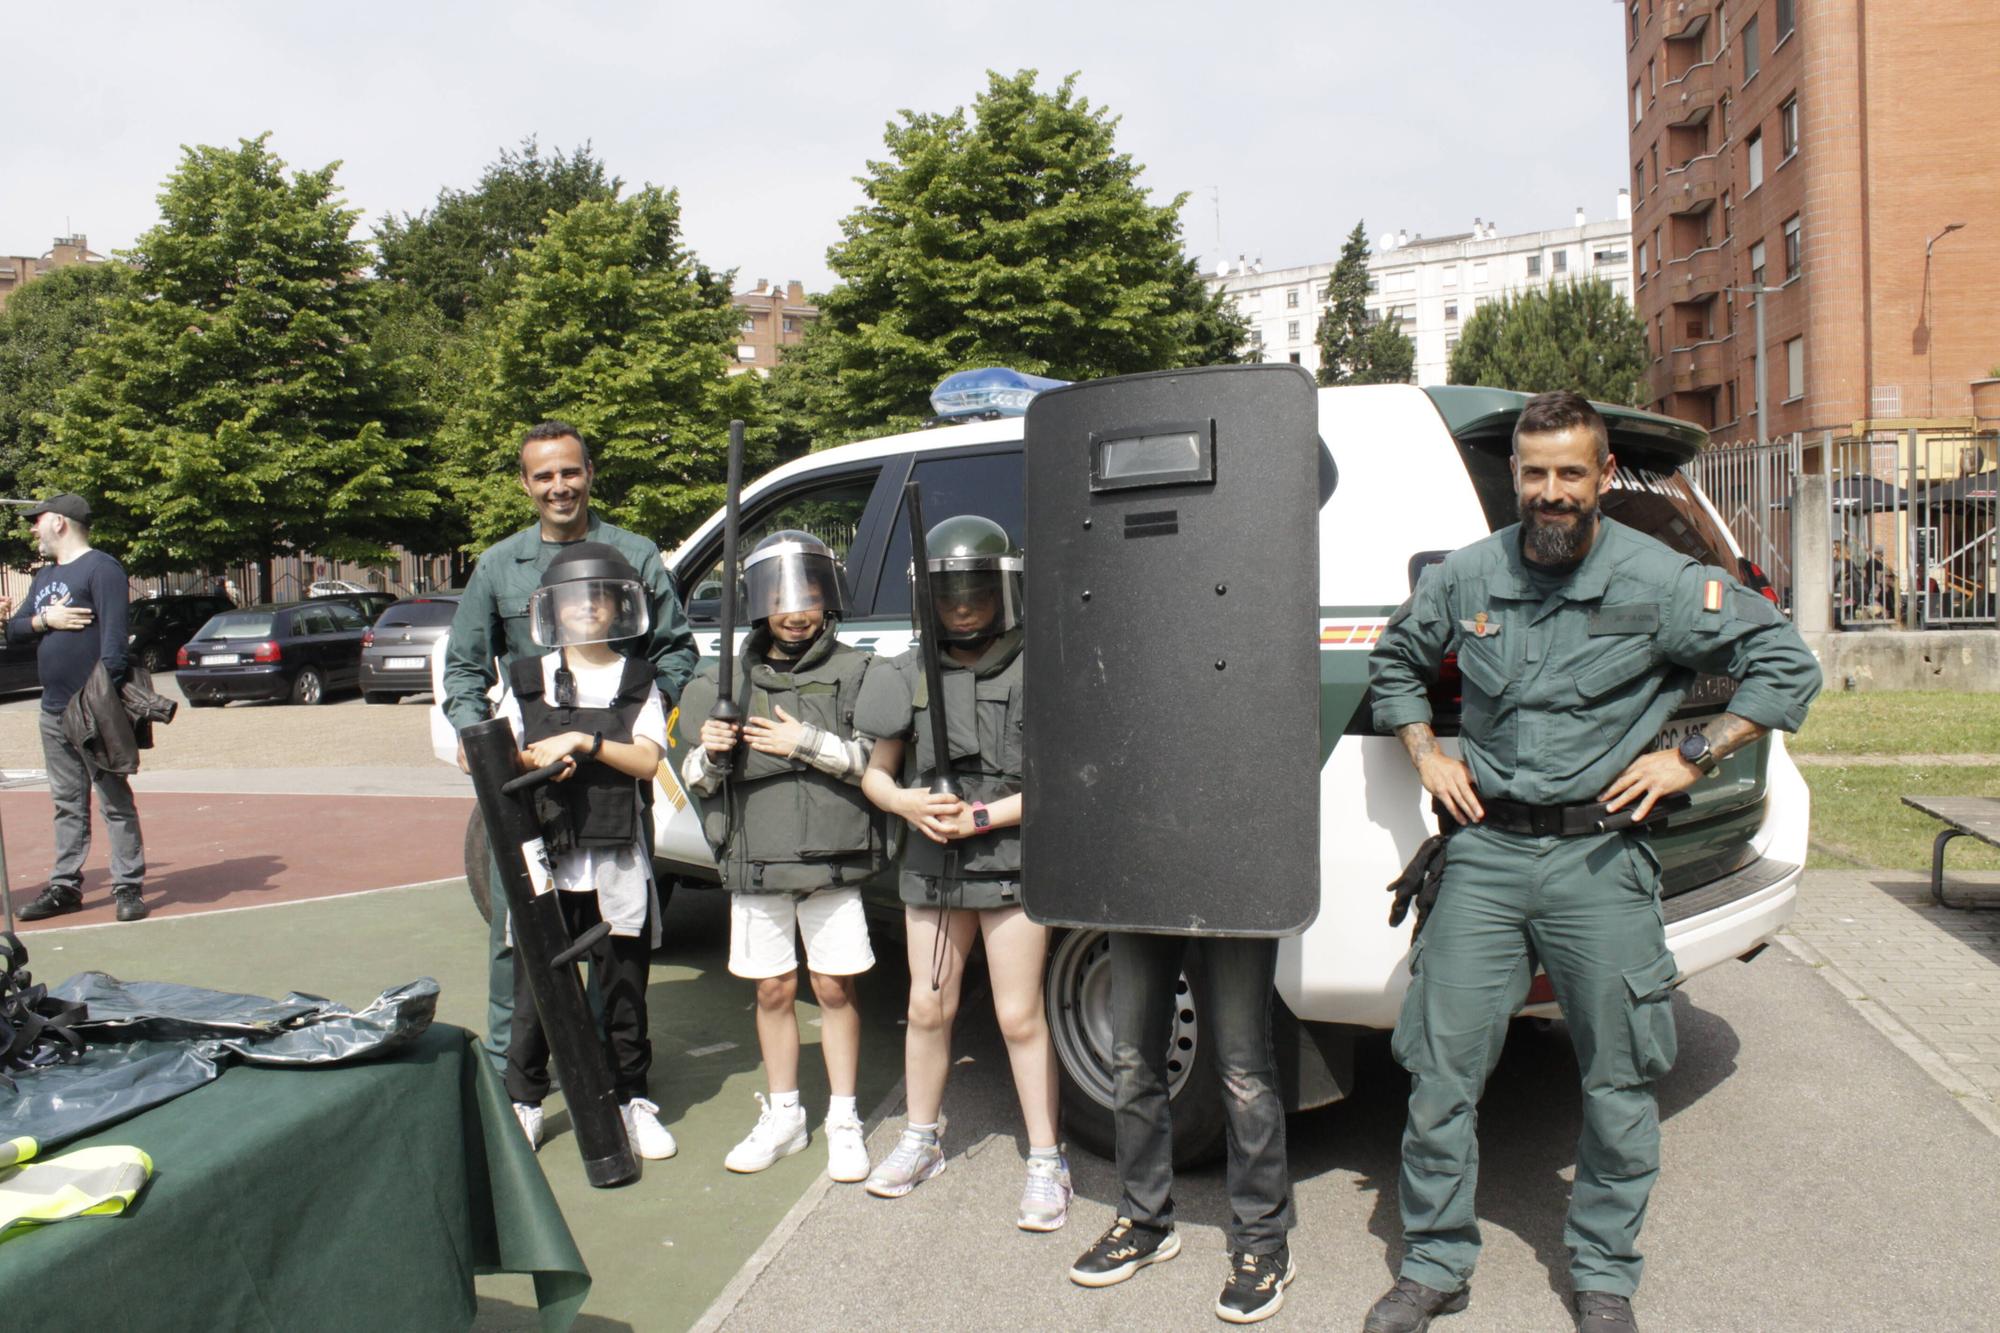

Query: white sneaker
724,1093,809,1173
513,1101,543,1151
825,1115,869,1183
620,1097,678,1160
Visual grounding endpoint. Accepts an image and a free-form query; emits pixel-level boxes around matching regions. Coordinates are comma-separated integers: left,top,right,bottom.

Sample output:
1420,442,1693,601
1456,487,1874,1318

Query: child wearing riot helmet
679,531,881,1182
852,514,1069,1232
497,542,676,1161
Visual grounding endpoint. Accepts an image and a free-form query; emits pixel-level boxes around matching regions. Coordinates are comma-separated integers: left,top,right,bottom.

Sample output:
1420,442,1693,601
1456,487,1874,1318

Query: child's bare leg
755,970,802,1094
809,970,861,1099
981,905,1058,1149
901,906,979,1124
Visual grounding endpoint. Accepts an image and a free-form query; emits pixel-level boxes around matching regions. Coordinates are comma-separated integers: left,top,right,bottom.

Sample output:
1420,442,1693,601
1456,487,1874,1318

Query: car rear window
375,599,459,629
200,613,275,640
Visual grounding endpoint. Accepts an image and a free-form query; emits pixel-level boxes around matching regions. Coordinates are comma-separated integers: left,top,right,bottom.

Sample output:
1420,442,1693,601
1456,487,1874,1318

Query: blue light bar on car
928,367,1071,420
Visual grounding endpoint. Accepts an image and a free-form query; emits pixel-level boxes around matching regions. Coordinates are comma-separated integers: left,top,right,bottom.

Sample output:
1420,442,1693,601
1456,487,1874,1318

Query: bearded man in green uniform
1362,391,1821,1333
444,421,699,1072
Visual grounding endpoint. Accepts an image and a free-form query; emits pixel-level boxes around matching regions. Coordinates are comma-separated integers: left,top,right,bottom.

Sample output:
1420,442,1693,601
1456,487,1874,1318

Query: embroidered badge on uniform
1702,580,1724,613
1459,611,1501,638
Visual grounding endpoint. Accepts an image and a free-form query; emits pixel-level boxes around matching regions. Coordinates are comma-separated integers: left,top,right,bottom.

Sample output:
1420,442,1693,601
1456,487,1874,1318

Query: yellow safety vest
0,1138,153,1239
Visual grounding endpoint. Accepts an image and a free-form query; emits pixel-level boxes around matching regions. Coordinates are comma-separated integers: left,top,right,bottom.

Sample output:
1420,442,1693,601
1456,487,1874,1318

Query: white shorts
729,887,876,980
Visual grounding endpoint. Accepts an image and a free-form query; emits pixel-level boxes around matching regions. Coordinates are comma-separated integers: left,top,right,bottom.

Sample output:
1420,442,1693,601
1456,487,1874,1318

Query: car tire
1044,928,1226,1167
140,645,172,673
290,666,325,706
363,691,396,705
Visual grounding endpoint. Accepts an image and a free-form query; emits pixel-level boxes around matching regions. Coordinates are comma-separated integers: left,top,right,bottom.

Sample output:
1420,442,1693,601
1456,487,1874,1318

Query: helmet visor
743,542,848,621
528,579,651,647
926,555,1024,642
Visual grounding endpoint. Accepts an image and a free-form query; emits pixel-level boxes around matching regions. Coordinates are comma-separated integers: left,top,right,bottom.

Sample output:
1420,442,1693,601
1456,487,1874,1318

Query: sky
1,1,1632,293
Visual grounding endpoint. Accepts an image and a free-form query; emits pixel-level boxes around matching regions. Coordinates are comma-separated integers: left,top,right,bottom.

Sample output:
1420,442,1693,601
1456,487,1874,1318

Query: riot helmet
529,542,651,647
742,529,850,624
920,514,1024,643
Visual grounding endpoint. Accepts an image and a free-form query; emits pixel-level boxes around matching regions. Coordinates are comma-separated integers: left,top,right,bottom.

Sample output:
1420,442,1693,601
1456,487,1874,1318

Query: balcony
1663,151,1722,215
1665,0,1716,40
1662,58,1720,127
1664,244,1727,303
1669,335,1732,395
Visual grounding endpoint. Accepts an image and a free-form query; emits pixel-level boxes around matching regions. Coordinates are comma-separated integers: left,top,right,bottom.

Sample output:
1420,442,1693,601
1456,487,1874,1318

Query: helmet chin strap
767,621,822,657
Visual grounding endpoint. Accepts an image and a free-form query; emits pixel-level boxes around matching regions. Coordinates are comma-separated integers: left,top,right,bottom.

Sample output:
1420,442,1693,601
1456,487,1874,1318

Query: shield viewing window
1088,421,1215,492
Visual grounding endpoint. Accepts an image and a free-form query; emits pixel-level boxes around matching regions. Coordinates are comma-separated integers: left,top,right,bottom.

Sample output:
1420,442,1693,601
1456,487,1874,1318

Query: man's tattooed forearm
1398,722,1439,765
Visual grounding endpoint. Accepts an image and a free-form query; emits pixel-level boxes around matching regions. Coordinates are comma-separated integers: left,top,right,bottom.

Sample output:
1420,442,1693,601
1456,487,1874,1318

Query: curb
1777,929,2000,1139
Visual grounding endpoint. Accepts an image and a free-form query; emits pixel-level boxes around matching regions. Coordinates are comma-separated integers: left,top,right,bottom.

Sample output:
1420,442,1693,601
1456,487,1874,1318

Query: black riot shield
1022,364,1326,937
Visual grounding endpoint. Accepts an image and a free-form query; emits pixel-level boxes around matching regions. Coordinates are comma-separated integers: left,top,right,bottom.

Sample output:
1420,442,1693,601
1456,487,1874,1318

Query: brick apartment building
729,279,816,374
0,234,107,310
1626,0,2000,445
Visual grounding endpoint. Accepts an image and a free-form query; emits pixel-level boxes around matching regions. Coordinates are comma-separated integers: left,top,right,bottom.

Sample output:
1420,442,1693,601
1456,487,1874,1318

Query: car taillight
252,641,282,663
175,645,190,668
362,628,375,648
1746,560,1781,605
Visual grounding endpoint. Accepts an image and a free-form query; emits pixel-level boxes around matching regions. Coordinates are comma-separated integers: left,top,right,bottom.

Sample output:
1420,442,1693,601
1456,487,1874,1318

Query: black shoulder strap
508,655,545,702
616,654,654,706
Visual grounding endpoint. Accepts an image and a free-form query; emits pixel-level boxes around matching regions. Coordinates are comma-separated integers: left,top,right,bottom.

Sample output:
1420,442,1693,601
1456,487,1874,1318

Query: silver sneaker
1016,1153,1072,1231
725,1093,809,1173
864,1127,945,1198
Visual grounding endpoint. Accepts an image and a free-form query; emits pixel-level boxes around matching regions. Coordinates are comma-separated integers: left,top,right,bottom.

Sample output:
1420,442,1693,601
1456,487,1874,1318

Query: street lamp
1727,283,1786,449
1923,222,1967,416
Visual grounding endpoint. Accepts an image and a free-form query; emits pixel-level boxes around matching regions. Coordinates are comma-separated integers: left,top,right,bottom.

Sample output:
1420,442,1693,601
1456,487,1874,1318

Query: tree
778,70,1247,442
439,186,761,550
39,135,432,580
1316,220,1414,386
375,139,620,327
1446,277,1650,405
0,261,133,502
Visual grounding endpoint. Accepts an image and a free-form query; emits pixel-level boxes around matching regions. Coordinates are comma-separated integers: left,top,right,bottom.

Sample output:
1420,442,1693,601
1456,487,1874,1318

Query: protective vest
0,1142,153,1237
680,629,881,894
881,630,1024,902
508,653,651,854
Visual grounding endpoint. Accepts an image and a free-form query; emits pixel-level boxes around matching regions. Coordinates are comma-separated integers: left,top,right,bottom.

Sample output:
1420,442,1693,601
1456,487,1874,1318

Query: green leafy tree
39,135,432,580
1316,220,1413,386
0,261,133,502
779,70,1247,442
1446,277,1650,405
375,139,620,327
440,186,760,549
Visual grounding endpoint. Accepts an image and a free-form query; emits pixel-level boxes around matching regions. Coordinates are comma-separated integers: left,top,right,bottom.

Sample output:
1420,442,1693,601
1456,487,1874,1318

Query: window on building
1785,336,1804,401
1443,265,1458,287
1721,189,1733,237
1747,131,1765,192
1648,58,1657,98
1652,229,1662,272
1743,16,1761,83
1781,97,1799,159
1288,352,1301,365
1776,0,1795,41
1287,321,1300,342
1317,284,1330,302
737,344,757,362
1637,241,1649,278
740,316,756,332
1472,262,1488,285
1635,158,1646,199
1593,248,1629,266
1526,254,1541,278
1629,2,1639,43
1655,313,1665,357
1783,214,1802,279
1444,302,1458,321
1633,81,1644,125
1446,335,1460,357
1554,250,1568,273
1286,289,1299,308
782,317,799,333
1750,240,1767,287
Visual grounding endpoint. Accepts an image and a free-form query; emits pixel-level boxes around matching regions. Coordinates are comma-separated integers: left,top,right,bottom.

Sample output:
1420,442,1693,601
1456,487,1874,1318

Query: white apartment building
1205,193,1635,385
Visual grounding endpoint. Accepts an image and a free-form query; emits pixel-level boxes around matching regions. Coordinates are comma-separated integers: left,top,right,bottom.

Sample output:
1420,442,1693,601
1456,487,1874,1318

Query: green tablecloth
0,1024,589,1331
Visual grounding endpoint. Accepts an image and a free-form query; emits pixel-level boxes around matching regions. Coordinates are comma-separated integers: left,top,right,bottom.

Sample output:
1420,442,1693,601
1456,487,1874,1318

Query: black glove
1386,833,1450,932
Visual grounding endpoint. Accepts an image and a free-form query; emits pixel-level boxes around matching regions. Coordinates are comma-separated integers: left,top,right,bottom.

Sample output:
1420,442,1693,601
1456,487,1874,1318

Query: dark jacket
60,663,177,775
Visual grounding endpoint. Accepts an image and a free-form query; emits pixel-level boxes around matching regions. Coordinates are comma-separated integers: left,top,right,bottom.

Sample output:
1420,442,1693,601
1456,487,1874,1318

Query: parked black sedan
127,593,233,672
359,594,461,703
176,600,370,706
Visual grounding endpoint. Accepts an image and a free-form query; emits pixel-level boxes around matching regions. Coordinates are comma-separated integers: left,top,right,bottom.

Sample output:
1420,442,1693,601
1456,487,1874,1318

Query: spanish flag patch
1702,579,1724,613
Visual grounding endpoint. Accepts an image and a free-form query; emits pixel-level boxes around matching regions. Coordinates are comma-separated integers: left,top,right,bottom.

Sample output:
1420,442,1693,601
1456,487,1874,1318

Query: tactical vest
508,653,652,855
680,630,881,895
893,631,1025,905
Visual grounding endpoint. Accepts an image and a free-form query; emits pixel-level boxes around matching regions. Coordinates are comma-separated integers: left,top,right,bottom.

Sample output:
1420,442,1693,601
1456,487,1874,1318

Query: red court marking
0,791,475,931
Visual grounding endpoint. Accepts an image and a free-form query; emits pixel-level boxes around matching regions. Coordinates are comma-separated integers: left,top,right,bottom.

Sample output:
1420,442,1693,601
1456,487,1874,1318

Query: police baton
707,420,747,776
903,480,961,800
462,718,640,1188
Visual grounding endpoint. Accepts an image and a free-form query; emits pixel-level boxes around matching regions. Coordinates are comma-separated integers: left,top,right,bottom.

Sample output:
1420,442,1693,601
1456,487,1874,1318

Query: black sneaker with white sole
1216,1246,1296,1324
1068,1217,1181,1287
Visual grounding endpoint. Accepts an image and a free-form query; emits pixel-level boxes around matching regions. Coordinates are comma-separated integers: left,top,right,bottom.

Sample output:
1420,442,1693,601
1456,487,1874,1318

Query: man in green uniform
444,420,699,1071
1362,391,1821,1333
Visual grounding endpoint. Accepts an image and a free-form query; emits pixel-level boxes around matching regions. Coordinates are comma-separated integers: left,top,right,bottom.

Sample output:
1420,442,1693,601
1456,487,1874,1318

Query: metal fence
1686,430,1998,630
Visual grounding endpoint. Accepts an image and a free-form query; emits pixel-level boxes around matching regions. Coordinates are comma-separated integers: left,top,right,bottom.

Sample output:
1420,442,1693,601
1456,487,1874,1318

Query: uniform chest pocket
1453,635,1511,699
1572,636,1659,700
973,679,1023,779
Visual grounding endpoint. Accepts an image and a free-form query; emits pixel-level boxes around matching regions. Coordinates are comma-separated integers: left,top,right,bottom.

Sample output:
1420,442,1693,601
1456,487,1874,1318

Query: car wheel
1044,928,1226,1166
464,807,493,924
140,645,172,673
363,691,396,705
290,666,325,706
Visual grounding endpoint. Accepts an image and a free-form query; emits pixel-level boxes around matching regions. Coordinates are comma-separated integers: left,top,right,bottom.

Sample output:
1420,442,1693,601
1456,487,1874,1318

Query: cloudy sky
2,1,1631,292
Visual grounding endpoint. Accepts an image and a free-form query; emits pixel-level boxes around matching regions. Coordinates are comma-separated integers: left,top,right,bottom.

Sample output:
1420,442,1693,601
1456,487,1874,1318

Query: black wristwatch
588,732,604,759
1677,731,1718,775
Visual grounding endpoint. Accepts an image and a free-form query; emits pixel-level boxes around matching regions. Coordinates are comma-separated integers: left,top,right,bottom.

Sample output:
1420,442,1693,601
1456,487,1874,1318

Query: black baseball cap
23,494,90,522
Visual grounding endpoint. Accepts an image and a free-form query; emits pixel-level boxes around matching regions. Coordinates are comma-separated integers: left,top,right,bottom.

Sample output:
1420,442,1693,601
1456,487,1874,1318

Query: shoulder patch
1702,579,1725,614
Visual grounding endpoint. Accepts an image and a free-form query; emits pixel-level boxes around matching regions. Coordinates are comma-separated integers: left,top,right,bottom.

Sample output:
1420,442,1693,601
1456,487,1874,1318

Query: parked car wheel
139,645,173,673
290,666,325,706
364,691,396,705
1045,927,1225,1166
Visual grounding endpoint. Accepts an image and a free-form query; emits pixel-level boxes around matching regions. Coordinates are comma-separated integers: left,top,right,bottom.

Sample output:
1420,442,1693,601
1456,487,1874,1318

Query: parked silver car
360,595,460,703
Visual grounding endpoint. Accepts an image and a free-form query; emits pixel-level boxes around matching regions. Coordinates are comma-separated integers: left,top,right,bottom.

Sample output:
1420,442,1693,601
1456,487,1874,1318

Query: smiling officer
1362,391,1820,1333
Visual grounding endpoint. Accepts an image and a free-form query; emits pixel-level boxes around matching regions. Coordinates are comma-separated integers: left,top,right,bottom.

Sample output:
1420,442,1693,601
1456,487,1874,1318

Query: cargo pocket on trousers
1622,950,1680,1082
1389,940,1428,1072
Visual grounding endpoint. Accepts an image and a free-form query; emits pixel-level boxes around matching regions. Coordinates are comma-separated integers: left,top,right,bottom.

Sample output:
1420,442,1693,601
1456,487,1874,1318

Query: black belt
1477,793,1690,838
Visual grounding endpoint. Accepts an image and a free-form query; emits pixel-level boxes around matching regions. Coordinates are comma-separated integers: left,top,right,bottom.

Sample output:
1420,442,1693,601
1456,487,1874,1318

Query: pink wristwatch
970,801,991,830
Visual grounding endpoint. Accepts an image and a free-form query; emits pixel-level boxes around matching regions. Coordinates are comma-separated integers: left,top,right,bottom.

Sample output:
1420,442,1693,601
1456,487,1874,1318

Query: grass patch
1802,763,2000,871
1792,692,2000,757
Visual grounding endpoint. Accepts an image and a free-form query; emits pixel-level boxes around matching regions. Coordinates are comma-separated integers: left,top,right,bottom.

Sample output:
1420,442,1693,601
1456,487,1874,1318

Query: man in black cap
4,494,148,921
